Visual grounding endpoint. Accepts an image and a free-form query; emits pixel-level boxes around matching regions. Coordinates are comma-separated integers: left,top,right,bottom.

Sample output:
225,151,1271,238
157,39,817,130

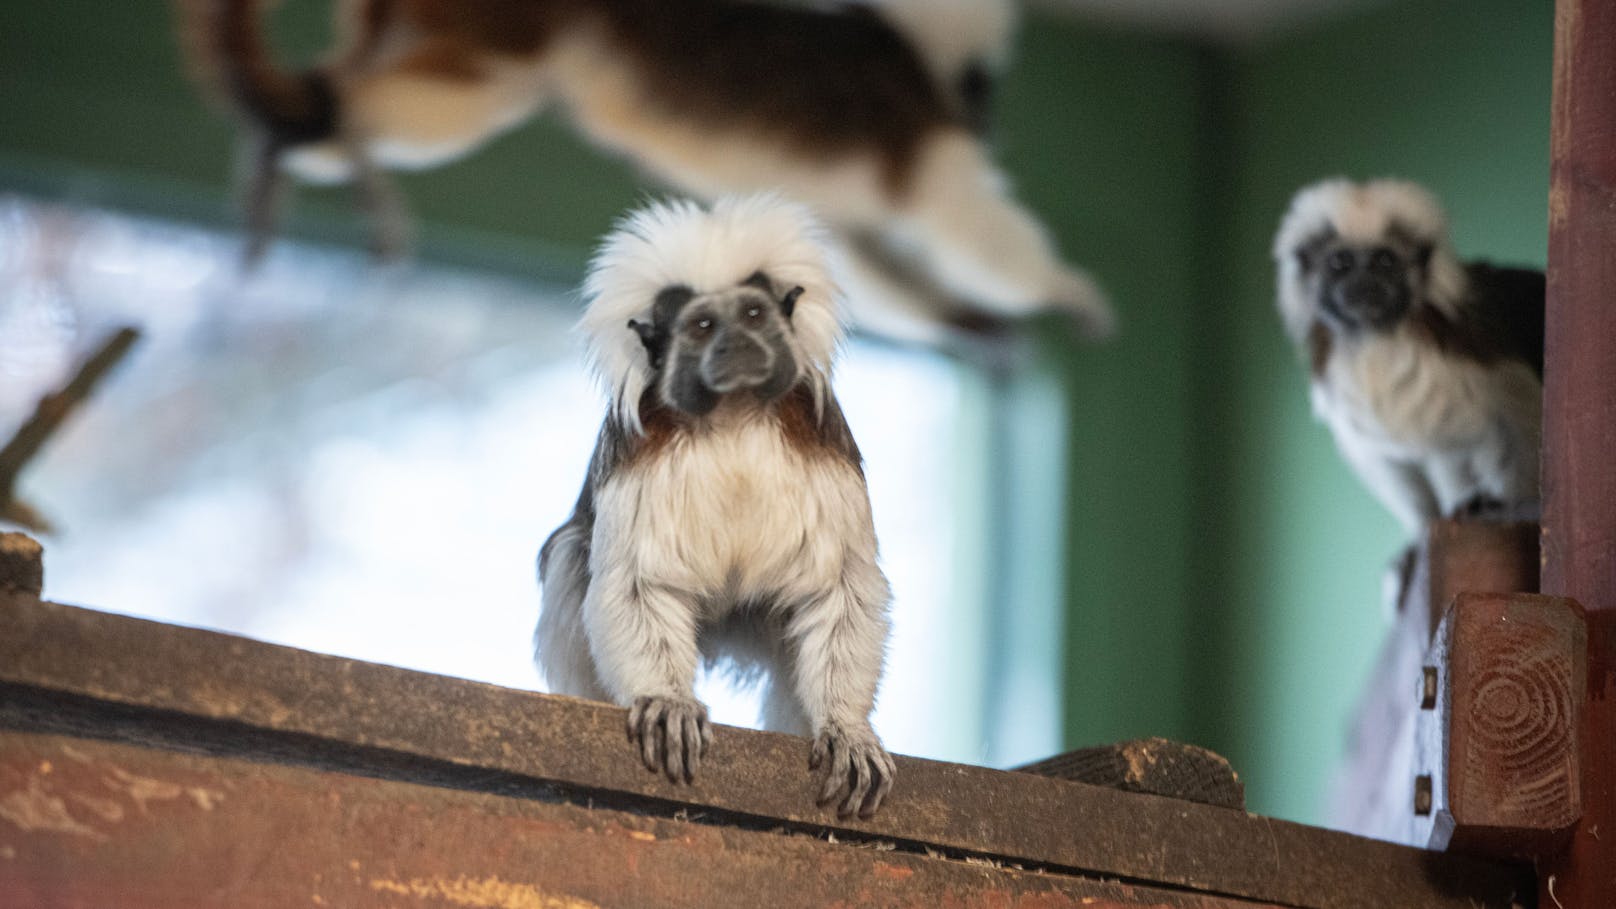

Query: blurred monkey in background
176,0,1114,345
1274,178,1543,539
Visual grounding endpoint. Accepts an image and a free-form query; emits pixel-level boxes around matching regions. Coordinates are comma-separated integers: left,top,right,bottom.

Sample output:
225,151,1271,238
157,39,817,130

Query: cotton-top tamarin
1274,178,1544,534
536,194,895,818
175,0,1114,343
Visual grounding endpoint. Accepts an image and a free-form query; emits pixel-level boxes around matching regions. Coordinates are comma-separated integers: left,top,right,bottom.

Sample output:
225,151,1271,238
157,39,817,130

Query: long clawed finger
683,712,707,782
861,753,896,819
663,708,687,784
817,737,853,807
639,702,665,774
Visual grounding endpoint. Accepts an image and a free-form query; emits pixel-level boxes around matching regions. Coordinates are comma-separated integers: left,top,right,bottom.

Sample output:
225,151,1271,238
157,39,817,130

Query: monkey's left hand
811,722,897,819
627,695,713,784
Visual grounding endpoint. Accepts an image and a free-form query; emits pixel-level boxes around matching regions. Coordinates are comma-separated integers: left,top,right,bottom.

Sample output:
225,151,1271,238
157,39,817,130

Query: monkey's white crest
580,194,844,433
1274,177,1469,342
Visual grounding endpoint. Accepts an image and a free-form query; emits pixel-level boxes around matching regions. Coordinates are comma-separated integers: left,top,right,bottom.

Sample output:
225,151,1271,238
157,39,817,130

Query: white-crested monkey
537,194,895,818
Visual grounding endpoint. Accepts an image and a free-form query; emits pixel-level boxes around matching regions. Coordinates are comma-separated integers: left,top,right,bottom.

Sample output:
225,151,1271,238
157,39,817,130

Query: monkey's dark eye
744,304,763,321
1326,249,1355,275
1368,249,1399,274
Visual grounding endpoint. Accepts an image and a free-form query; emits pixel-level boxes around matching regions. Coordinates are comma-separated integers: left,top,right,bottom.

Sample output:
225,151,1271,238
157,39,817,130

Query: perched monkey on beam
537,194,896,818
1274,178,1544,534
174,0,1113,341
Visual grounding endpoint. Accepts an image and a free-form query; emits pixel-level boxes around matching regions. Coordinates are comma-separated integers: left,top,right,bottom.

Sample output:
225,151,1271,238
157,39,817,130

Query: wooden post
1541,0,1616,903
1413,593,1585,858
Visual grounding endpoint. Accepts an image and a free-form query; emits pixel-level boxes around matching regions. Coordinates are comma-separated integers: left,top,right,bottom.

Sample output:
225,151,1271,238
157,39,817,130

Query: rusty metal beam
0,594,1531,909
1542,0,1616,904
0,730,1279,909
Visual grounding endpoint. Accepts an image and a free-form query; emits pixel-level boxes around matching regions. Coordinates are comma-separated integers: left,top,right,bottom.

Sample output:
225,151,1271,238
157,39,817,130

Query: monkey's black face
1300,237,1432,334
630,273,805,417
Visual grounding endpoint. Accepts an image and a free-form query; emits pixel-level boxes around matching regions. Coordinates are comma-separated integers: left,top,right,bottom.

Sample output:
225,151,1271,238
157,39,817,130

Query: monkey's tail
536,520,613,702
174,0,340,147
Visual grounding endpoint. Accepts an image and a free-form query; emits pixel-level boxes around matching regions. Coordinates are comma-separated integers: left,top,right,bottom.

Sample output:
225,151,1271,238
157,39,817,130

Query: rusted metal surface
0,731,1281,909
1018,738,1244,811
1414,593,1585,858
1542,0,1616,903
1330,520,1539,843
0,595,1533,908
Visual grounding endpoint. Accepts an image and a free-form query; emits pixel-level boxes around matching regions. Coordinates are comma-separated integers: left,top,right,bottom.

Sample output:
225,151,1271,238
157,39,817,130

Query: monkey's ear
780,285,805,319
628,318,666,369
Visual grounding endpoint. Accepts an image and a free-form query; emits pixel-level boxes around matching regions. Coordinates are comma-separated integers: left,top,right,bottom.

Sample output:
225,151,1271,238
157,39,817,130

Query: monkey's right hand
811,722,896,819
627,695,713,784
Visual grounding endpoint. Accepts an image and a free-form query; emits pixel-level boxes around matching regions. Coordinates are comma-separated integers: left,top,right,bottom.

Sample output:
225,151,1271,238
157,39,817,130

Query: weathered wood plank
0,534,42,597
1542,0,1616,903
1017,738,1244,811
0,595,1532,909
0,731,1279,909
1414,593,1585,858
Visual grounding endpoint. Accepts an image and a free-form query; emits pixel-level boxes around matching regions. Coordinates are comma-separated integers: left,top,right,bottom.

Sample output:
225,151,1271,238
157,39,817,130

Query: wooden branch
0,595,1531,908
0,326,141,533
1542,0,1616,903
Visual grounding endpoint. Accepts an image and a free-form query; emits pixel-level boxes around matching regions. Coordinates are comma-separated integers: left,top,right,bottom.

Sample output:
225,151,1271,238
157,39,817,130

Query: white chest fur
590,415,876,611
1312,331,1537,458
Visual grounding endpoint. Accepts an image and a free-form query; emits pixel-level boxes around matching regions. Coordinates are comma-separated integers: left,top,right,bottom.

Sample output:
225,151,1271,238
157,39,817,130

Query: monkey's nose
703,333,773,392
1337,277,1407,326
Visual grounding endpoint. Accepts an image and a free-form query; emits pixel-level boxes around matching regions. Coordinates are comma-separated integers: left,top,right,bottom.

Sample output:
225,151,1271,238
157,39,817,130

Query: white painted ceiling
1033,0,1389,45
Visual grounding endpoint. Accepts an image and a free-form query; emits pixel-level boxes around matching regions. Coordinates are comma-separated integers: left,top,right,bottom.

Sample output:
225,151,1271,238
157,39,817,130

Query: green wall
0,0,1554,827
995,22,1207,763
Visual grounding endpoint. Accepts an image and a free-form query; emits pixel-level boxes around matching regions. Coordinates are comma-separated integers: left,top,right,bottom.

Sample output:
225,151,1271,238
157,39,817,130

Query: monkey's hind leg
340,128,413,262
786,561,896,818
899,131,1115,340
233,133,291,270
535,522,612,703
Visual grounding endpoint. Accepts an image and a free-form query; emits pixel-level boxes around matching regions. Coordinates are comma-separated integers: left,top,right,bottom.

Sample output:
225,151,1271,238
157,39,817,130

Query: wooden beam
0,595,1531,909
0,534,42,597
0,730,1279,909
1413,593,1585,858
1542,0,1616,904
1329,520,1538,844
1017,737,1245,810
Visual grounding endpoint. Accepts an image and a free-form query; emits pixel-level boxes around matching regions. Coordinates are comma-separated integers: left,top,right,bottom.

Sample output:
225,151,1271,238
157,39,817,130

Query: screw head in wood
1414,775,1433,816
